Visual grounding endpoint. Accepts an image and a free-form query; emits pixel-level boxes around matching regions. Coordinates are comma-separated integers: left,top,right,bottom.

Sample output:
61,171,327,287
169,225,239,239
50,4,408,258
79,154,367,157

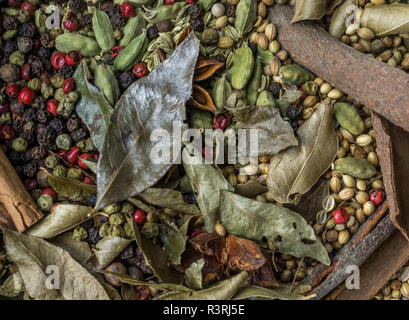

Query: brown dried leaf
226,235,266,272
292,0,328,23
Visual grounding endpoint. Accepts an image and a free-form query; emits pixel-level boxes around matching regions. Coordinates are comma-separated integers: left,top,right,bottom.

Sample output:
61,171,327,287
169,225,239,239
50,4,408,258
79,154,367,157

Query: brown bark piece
0,148,43,232
269,5,409,133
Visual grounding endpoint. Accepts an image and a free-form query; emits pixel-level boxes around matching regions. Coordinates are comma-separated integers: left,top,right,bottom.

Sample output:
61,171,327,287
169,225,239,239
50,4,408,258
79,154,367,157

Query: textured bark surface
269,5,409,133
0,149,43,232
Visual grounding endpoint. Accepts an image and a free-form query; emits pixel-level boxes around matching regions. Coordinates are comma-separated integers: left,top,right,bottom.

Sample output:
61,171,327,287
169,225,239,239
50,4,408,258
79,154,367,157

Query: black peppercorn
88,227,102,245
226,5,236,17
79,13,93,28
147,26,159,41
39,34,55,49
23,161,38,178
3,15,18,30
32,96,46,109
10,100,25,117
17,37,33,54
23,108,36,122
111,13,126,29
20,132,35,145
27,55,43,76
188,4,203,19
21,149,33,162
66,117,79,132
248,42,258,57
9,150,22,164
214,54,226,65
31,146,47,160
4,40,17,57
119,71,136,89
69,0,87,14
87,194,97,208
13,119,24,134
19,23,37,38
191,18,204,32
49,118,65,134
268,81,282,99
37,47,50,60
36,109,51,124
108,3,121,17
287,104,302,120
58,65,75,78
120,245,135,260
37,126,54,145
36,169,50,188
70,128,87,143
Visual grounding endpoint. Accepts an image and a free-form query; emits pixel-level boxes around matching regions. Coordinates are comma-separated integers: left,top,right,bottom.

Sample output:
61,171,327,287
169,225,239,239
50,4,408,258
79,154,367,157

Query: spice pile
374,264,409,300
0,0,388,300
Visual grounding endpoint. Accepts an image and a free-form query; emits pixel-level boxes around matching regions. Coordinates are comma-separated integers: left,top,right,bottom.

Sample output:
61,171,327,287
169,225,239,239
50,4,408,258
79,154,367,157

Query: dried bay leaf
47,174,97,203
219,191,330,265
182,148,234,233
50,232,93,265
226,105,298,156
136,188,200,215
267,103,338,204
94,236,134,269
278,89,302,118
234,180,268,198
329,0,358,39
233,285,308,300
0,272,24,298
96,33,200,209
73,61,113,151
78,157,98,174
26,204,93,239
121,284,139,300
154,271,248,300
292,0,328,23
361,3,409,36
158,217,188,265
184,258,205,290
2,229,110,300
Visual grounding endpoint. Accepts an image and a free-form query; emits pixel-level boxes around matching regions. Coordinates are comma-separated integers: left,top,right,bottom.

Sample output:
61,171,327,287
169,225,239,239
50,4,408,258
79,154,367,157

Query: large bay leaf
234,180,268,198
292,0,328,23
329,0,358,39
26,204,93,239
182,148,234,233
136,188,200,215
226,105,298,156
127,218,184,284
184,258,205,290
0,272,24,298
361,3,409,36
219,191,330,265
232,285,308,300
2,229,109,300
154,271,248,300
48,174,97,202
94,236,134,269
73,61,113,151
267,102,338,204
96,33,200,209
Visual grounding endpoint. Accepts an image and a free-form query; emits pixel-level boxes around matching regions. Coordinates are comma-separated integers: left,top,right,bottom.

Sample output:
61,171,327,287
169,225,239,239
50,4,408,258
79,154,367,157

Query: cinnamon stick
0,148,43,232
269,5,409,133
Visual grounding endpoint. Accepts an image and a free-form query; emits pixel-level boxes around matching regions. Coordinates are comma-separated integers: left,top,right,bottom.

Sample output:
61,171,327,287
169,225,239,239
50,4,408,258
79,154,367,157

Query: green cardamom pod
246,57,262,105
34,9,47,35
92,9,115,51
120,9,147,47
256,90,278,108
94,63,121,106
144,2,186,24
55,34,101,57
334,102,365,135
114,31,147,71
2,30,18,41
235,0,257,37
279,64,315,86
229,46,254,90
334,157,376,179
212,75,232,111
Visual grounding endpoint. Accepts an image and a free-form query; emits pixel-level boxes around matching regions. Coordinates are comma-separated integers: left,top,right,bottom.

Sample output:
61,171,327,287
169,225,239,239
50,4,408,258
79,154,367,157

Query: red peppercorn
51,52,66,70
189,229,202,239
165,0,175,4
56,149,68,160
298,87,307,101
18,87,35,105
78,153,93,170
21,64,31,80
65,50,82,66
369,189,384,206
133,209,146,224
112,46,123,58
81,176,95,185
332,207,349,225
41,188,57,202
24,179,37,191
67,146,81,164
185,0,195,4
21,1,35,16
0,125,14,140
0,102,10,113
62,78,75,94
132,62,148,78
47,99,59,116
213,112,230,130
63,12,79,31
6,83,20,98
120,2,136,17
136,285,150,300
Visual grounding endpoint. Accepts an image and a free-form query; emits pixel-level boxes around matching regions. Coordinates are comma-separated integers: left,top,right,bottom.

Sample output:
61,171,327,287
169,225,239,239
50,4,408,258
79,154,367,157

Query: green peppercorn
72,226,88,241
123,223,134,238
50,74,64,88
99,223,111,238
67,168,84,181
41,82,54,99
67,91,79,103
0,112,11,125
57,99,75,117
31,188,42,201
55,133,72,151
109,212,125,226
121,202,135,216
53,164,67,177
110,225,125,237
49,29,63,38
84,138,96,152
17,9,31,23
11,137,28,152
37,194,53,212
142,222,160,240
9,51,25,66
54,88,65,102
28,78,41,92
104,203,121,215
45,154,59,169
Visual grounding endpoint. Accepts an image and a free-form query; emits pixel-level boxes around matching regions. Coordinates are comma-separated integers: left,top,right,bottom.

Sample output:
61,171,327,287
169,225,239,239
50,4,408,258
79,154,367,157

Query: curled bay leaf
136,188,200,215
234,180,268,198
233,285,308,300
361,3,409,36
182,148,234,233
94,236,134,269
96,33,200,209
184,259,205,290
159,217,188,265
219,191,330,265
154,271,248,300
26,204,93,239
267,102,338,204
226,105,298,157
47,174,97,203
3,229,110,300
329,0,358,39
73,61,113,151
292,0,328,23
